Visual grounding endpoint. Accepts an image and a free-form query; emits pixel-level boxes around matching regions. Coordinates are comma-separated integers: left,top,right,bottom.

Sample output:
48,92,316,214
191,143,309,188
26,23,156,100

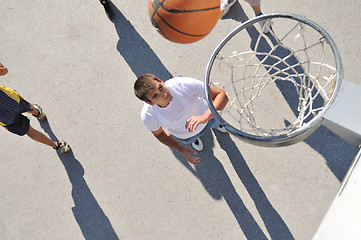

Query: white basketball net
209,16,337,137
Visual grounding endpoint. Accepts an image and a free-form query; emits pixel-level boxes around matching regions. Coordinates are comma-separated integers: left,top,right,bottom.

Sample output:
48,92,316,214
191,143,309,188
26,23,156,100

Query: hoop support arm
323,79,361,147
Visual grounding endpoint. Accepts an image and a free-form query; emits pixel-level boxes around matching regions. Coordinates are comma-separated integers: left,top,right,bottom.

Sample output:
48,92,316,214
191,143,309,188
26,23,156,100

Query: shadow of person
220,3,357,181
172,131,291,239
213,130,294,240
39,120,119,240
108,0,172,80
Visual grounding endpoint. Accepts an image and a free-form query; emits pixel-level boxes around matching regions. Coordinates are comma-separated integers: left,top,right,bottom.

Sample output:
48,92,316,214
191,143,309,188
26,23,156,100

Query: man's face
145,79,173,107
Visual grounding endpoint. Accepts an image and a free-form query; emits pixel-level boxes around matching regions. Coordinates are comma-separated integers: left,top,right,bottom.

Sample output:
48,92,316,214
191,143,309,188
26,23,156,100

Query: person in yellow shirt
0,62,69,153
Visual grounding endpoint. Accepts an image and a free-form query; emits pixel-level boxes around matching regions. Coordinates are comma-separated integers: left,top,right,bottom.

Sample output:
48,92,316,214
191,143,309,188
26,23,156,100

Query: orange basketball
148,0,222,44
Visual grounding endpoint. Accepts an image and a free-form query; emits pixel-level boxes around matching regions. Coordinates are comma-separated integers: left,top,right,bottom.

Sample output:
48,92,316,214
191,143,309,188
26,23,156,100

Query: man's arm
186,86,229,132
152,127,200,165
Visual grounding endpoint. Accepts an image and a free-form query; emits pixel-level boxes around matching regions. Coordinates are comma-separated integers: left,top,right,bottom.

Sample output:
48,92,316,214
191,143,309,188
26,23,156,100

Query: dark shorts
4,98,33,136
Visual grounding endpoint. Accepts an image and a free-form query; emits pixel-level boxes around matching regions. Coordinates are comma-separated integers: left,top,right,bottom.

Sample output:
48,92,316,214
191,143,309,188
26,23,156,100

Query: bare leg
28,104,39,116
26,125,58,149
251,3,261,14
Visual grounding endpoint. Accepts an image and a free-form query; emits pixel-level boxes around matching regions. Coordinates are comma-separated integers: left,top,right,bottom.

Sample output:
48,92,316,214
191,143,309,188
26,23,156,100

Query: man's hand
152,128,200,164
185,111,213,132
181,146,200,165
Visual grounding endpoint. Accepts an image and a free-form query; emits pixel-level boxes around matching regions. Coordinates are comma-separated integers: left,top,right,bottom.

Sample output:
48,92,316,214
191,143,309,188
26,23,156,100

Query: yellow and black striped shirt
0,86,21,126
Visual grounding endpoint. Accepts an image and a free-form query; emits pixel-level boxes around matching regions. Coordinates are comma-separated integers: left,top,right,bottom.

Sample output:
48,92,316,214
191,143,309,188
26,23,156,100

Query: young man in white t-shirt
134,74,229,165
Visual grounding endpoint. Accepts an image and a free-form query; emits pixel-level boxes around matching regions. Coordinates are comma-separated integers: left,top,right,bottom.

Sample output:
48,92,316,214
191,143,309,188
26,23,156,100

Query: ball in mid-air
148,0,222,44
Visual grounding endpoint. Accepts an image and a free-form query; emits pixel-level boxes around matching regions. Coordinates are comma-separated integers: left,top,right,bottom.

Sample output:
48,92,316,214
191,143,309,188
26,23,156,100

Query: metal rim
204,13,343,147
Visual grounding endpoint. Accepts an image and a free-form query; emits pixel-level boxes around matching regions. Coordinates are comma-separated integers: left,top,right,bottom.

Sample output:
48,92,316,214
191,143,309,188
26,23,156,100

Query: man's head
134,73,173,107
0,62,8,76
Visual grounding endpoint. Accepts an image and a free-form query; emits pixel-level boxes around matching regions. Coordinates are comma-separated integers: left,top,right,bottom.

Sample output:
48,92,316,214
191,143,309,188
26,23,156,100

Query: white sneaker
191,138,204,151
216,124,227,133
259,19,271,34
221,0,237,17
56,140,70,153
32,104,46,121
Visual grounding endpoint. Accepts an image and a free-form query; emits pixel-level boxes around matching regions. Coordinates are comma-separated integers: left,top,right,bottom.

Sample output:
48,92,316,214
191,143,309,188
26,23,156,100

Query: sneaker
216,124,227,133
100,0,115,20
221,0,237,17
32,104,46,121
55,140,70,153
191,138,204,151
259,19,271,34
256,12,271,34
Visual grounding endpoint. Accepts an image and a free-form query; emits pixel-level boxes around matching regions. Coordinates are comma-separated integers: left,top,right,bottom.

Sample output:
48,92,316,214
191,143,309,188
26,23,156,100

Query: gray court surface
0,1,360,239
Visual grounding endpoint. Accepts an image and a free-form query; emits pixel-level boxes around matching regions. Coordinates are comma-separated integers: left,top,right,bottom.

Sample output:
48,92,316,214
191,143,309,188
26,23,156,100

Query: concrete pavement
0,1,360,239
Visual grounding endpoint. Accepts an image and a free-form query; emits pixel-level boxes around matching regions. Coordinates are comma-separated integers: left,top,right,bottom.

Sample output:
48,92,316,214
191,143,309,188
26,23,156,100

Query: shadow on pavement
109,1,172,80
40,119,119,240
172,131,294,239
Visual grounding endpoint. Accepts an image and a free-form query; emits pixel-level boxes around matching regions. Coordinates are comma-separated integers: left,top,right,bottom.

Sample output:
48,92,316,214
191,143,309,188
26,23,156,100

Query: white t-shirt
141,77,209,139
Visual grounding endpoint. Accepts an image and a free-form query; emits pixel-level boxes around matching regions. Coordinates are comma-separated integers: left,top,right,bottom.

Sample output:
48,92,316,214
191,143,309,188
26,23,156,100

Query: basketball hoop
205,13,345,147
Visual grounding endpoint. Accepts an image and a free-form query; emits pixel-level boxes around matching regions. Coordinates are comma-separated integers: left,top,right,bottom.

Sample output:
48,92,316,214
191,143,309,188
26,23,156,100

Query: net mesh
208,16,337,137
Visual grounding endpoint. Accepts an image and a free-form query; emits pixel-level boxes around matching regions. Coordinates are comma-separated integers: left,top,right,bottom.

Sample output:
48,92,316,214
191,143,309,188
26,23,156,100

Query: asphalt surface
0,1,360,239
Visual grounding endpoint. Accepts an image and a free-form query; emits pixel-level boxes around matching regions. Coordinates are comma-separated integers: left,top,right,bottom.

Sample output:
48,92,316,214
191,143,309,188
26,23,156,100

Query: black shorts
4,98,33,136
5,114,30,136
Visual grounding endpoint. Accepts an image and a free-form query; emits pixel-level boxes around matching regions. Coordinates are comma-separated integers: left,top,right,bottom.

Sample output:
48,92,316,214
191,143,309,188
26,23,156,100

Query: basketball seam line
150,0,216,38
156,0,220,13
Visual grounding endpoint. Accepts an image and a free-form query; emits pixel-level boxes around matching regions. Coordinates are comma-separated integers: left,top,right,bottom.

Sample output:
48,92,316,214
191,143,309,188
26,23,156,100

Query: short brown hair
134,74,160,102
